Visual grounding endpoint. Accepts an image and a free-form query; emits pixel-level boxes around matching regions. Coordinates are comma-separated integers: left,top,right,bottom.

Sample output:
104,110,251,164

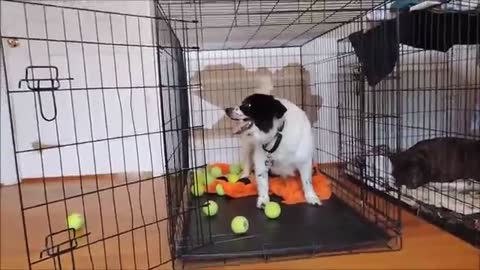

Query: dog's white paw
256,195,270,209
305,192,322,206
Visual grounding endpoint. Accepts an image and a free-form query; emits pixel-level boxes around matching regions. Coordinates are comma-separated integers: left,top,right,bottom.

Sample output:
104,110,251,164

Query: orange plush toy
205,163,332,205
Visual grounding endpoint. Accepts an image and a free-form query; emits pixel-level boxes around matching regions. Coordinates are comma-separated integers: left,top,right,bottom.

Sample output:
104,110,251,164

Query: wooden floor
1,175,478,270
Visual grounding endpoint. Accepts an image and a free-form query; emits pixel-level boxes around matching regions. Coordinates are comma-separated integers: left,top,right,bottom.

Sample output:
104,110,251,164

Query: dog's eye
241,103,251,111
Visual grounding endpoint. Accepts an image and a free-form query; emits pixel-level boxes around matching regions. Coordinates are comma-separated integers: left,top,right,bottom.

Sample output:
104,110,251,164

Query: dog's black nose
225,108,233,115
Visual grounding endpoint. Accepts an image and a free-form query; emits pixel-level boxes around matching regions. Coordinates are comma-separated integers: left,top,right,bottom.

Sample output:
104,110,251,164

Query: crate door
1,1,178,269
337,37,366,180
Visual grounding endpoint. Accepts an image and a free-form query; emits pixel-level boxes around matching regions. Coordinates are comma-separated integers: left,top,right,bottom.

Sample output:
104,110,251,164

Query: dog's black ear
273,100,287,118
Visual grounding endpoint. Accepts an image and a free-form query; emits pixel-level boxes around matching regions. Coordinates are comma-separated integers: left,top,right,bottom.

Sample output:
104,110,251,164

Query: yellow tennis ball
227,174,240,184
67,213,84,230
191,184,205,197
194,169,207,185
215,184,225,196
206,173,215,185
264,202,281,219
202,200,218,216
230,164,242,175
231,216,249,234
210,166,223,178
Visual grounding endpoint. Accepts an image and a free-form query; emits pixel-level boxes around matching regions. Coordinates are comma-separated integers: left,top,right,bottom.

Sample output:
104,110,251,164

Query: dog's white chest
266,152,297,177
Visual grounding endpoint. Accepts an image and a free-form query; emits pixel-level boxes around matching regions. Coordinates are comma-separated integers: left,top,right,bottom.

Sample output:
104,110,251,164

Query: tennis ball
264,202,281,219
191,184,205,197
215,184,225,196
231,216,249,234
67,213,84,230
230,163,242,175
202,200,218,216
206,173,215,185
194,169,207,185
210,166,223,178
227,174,240,184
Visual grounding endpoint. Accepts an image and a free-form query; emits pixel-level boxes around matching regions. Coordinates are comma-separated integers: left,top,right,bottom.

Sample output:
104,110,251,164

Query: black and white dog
225,79,321,208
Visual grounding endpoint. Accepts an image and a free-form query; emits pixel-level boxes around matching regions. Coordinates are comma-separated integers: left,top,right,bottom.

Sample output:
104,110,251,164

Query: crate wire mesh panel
2,0,478,269
164,0,479,250
0,0,203,269
164,0,386,49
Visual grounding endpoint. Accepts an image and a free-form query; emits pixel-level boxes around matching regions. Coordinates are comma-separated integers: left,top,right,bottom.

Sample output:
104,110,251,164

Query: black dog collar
262,121,285,154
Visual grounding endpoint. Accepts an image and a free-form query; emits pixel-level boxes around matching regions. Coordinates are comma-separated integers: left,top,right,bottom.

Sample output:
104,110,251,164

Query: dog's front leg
298,162,322,205
254,149,269,209
240,141,253,179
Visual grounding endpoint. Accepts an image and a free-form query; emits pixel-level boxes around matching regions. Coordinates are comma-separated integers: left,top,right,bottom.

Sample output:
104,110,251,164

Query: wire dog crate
2,0,476,269
332,1,480,246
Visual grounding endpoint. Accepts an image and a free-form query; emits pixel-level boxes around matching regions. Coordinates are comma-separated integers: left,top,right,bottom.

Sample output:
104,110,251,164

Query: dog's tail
255,74,274,95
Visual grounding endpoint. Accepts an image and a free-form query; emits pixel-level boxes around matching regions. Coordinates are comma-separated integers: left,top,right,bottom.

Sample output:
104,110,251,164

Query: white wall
301,23,361,164
1,52,16,185
1,0,166,185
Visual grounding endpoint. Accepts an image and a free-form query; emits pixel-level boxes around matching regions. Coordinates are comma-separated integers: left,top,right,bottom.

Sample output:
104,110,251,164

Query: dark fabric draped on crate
349,9,480,86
